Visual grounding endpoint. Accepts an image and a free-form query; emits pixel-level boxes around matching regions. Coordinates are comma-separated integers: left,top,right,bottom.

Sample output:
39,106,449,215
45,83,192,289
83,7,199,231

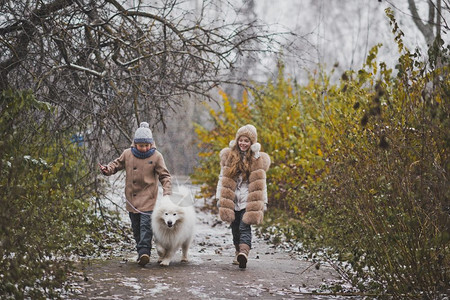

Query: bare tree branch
0,0,289,168
407,0,435,44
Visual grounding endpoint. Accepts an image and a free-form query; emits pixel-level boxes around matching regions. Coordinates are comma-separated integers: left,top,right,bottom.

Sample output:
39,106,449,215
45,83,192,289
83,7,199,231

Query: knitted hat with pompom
134,122,153,144
235,124,257,144
229,124,261,158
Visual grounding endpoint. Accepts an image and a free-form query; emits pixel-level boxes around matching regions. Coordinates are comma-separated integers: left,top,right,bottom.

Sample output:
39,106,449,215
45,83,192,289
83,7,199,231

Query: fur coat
218,147,271,225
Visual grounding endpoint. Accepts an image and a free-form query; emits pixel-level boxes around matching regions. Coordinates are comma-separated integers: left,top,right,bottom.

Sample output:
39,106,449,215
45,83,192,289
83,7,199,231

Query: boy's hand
98,163,108,175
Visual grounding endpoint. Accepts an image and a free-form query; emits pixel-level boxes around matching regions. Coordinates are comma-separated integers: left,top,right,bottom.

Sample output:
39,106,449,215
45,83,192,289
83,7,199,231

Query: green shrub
0,90,104,299
192,66,353,213
301,11,449,298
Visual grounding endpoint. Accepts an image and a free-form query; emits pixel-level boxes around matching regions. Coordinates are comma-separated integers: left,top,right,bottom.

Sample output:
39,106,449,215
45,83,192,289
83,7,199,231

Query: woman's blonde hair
224,142,253,181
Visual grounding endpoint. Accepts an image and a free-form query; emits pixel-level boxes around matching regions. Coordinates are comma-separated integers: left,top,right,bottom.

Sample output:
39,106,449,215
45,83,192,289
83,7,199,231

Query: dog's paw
159,260,170,266
181,258,189,263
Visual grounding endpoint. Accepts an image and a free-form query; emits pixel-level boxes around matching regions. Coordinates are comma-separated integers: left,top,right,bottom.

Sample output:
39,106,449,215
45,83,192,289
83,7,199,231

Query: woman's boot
233,244,239,265
237,244,250,269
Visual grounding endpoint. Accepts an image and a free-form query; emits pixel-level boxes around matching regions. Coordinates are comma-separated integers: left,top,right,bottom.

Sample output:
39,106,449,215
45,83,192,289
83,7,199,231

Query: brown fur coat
218,148,271,225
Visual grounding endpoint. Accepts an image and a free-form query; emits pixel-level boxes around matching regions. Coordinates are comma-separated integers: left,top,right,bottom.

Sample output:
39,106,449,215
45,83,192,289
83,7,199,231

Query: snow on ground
64,174,361,299
93,173,235,261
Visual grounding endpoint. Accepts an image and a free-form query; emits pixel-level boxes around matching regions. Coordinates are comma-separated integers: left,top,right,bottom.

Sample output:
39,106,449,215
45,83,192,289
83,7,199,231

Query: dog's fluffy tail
159,192,193,207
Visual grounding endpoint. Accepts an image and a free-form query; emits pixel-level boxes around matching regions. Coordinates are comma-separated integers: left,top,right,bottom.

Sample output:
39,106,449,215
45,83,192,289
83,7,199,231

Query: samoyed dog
151,193,196,266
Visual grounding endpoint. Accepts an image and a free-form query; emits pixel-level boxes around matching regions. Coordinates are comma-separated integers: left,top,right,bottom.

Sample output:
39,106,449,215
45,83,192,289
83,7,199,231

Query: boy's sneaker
138,254,150,266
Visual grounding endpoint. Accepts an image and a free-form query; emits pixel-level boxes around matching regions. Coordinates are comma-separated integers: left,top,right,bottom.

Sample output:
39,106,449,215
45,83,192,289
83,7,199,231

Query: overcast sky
248,0,448,82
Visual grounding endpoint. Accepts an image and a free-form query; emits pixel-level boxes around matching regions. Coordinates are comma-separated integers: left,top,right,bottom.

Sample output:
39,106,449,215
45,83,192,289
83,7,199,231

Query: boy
99,122,172,266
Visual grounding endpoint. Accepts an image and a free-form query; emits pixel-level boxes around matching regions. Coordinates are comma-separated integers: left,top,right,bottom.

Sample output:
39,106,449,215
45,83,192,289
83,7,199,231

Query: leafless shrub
0,0,288,164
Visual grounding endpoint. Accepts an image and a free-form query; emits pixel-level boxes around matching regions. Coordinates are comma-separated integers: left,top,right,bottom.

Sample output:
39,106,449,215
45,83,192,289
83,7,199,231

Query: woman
216,124,271,269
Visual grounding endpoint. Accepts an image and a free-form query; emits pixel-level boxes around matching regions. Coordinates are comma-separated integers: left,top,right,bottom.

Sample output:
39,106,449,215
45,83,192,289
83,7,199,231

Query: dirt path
66,177,355,299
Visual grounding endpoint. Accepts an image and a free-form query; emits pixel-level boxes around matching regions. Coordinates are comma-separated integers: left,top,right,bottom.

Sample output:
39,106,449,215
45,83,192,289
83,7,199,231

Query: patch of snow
147,282,174,297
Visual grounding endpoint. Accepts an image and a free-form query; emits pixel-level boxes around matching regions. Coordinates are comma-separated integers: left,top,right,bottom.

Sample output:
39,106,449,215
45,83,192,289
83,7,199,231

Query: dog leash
123,189,195,215
124,197,153,215
120,176,195,215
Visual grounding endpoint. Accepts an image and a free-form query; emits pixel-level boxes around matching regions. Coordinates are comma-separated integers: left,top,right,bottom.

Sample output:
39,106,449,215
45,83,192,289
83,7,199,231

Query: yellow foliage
191,64,365,211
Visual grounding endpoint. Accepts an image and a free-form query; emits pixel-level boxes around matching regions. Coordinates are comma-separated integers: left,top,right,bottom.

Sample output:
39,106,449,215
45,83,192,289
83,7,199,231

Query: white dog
151,195,196,266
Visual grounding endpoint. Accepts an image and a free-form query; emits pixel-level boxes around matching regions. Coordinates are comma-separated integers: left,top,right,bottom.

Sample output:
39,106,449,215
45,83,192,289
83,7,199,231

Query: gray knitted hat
134,122,153,144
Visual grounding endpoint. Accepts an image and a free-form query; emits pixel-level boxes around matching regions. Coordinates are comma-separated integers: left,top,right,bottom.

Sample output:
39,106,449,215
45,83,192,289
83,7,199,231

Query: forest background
0,0,448,299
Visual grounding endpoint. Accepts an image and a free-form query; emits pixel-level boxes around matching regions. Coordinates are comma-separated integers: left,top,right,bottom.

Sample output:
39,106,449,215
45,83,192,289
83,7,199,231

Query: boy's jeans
129,211,153,257
231,209,252,248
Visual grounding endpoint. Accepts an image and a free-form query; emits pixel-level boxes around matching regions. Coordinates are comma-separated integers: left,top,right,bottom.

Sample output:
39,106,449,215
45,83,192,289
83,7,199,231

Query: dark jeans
129,211,153,257
231,209,252,248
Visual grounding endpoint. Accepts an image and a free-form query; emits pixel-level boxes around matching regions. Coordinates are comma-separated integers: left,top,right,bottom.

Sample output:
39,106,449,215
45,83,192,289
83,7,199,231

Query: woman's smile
238,136,251,152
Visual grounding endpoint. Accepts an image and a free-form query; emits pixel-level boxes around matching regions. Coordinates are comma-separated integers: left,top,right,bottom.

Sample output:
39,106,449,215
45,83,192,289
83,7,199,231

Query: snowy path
66,175,356,299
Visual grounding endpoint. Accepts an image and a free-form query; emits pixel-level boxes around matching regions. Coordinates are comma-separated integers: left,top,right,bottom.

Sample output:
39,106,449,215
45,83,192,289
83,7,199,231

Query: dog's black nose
167,221,173,227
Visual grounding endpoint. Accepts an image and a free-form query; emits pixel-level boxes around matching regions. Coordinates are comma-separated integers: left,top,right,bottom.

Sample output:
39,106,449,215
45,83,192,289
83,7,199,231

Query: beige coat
218,148,271,225
103,148,172,212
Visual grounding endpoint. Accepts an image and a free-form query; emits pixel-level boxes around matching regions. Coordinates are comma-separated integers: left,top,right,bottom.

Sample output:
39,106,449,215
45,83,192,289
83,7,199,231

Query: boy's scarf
131,147,156,159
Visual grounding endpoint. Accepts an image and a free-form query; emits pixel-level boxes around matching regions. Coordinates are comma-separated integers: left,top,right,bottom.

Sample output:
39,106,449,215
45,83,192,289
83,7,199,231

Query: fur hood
218,147,270,225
